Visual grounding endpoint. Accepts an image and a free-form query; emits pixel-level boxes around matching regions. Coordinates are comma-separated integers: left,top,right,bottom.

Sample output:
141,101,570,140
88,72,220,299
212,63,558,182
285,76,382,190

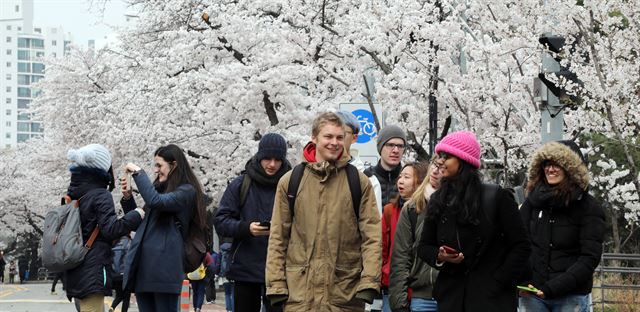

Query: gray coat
389,202,438,311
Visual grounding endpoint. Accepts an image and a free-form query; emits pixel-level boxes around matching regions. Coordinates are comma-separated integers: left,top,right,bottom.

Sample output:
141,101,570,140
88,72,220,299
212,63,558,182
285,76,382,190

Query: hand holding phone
517,285,540,293
259,221,271,228
441,245,460,256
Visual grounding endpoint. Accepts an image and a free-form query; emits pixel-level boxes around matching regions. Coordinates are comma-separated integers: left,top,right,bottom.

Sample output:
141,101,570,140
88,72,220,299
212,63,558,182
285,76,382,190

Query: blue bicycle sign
352,109,378,144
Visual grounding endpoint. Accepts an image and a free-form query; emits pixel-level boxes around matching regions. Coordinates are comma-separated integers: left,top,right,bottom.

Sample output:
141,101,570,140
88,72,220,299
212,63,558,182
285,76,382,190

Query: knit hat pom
435,130,481,169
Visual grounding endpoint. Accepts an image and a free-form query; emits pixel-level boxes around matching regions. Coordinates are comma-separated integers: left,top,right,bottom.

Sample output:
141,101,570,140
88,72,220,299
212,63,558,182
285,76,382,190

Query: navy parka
64,169,143,300
214,174,278,283
123,170,195,294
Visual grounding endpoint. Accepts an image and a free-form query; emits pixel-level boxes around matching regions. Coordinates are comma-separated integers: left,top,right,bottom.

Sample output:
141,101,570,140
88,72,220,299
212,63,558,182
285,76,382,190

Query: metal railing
593,253,640,311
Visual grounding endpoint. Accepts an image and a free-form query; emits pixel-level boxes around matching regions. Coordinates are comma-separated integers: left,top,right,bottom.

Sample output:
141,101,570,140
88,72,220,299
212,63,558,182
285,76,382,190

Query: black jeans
234,281,274,312
51,273,64,292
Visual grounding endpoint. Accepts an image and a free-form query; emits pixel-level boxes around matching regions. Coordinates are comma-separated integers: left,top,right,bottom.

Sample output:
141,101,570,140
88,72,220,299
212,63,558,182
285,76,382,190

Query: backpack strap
287,164,306,219
481,184,500,226
287,164,362,221
345,164,362,220
66,194,100,249
239,174,252,208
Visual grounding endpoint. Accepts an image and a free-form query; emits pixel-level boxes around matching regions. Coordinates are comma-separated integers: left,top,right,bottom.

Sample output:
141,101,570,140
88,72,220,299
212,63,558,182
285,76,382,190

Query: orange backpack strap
84,227,100,249
383,203,394,227
67,194,100,249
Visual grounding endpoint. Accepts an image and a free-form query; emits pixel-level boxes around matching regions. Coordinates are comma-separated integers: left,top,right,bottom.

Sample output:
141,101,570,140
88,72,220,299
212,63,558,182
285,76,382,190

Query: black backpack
238,164,362,220
286,163,362,220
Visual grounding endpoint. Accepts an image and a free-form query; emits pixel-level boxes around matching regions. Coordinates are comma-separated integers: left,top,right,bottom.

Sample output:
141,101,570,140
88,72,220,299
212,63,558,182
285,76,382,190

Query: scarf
245,156,292,187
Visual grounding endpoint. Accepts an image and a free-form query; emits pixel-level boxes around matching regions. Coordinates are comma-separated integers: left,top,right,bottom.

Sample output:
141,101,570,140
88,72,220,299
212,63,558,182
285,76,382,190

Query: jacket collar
373,160,401,182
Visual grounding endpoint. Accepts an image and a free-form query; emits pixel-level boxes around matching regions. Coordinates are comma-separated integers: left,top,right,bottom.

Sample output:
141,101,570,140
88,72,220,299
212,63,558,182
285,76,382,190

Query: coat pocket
285,265,307,303
329,266,361,306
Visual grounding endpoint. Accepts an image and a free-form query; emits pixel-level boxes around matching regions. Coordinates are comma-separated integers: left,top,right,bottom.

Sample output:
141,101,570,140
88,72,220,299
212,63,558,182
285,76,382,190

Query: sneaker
50,291,57,295
108,308,114,312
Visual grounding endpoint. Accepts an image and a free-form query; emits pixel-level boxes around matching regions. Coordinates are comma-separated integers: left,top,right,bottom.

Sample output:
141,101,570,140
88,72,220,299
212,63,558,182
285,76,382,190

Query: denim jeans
191,279,206,309
224,281,234,312
381,294,391,312
410,298,438,312
519,293,590,312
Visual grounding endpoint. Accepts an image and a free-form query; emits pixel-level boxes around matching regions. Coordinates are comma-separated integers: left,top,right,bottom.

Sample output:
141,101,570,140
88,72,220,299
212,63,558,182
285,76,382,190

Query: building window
15,5,19,12
52,40,57,46
6,49,11,55
31,123,42,132
17,50,29,60
5,98,11,104
6,62,11,67
17,122,29,132
31,75,42,83
17,99,29,109
17,87,31,97
32,39,44,49
6,25,11,31
17,113,29,120
51,52,56,57
18,38,28,48
17,62,29,73
5,121,10,127
17,75,29,85
32,63,44,74
6,37,11,43
6,74,11,80
5,133,10,139
6,109,11,116
6,87,11,92
17,134,29,142
34,28,41,34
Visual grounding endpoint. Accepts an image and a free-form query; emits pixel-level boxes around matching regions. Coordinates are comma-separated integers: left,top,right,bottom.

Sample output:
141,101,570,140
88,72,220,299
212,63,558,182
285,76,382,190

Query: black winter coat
213,157,290,284
123,170,195,295
417,186,531,312
364,161,400,207
520,192,605,298
64,168,143,300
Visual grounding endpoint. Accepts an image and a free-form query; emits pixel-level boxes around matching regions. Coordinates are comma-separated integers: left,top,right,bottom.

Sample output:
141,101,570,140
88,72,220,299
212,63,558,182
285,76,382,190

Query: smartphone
125,173,132,192
517,285,540,293
441,245,460,255
259,221,271,228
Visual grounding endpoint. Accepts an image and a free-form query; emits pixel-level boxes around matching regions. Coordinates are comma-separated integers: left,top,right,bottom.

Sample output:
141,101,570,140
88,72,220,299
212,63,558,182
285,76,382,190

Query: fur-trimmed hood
527,141,590,192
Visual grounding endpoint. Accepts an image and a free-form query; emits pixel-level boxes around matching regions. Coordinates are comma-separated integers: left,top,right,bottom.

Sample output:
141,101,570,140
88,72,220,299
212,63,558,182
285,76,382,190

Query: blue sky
33,0,128,48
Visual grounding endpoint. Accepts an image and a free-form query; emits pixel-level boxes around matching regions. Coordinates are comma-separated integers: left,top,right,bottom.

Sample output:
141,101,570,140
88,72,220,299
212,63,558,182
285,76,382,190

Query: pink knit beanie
435,131,481,169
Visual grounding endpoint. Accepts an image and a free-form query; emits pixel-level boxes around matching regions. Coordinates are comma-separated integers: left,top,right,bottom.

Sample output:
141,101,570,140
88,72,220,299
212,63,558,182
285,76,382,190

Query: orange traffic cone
180,279,190,312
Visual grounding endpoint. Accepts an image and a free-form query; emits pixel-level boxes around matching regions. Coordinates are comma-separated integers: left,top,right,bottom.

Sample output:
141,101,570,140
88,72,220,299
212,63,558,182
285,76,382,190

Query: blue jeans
411,298,437,312
382,294,391,312
224,281,234,311
136,292,179,312
519,294,590,312
191,279,206,309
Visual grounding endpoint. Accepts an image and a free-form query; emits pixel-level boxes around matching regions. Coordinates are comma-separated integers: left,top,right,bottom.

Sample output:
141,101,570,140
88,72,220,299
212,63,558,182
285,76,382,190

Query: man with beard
214,133,292,312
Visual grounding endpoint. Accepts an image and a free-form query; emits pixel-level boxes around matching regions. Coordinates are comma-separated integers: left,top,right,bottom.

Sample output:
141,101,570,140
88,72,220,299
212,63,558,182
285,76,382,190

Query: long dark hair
426,160,482,225
154,144,207,231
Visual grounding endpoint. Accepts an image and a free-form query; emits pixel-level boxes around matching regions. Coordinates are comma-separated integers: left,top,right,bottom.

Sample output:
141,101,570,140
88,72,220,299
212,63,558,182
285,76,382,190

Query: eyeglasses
383,143,406,151
438,152,451,160
543,161,561,170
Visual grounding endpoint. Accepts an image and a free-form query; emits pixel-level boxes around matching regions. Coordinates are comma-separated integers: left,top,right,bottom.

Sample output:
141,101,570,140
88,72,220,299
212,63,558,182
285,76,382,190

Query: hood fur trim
527,142,590,191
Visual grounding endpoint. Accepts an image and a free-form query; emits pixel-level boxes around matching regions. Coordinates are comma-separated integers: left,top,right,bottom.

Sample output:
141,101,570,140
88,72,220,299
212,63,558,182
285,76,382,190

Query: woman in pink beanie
417,131,531,312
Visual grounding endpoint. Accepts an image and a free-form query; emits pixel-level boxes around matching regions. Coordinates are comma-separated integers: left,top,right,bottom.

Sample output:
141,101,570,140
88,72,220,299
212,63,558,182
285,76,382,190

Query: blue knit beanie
256,133,287,161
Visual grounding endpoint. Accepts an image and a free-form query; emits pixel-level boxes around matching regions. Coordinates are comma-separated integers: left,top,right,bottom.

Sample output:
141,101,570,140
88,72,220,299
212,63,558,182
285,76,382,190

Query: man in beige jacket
266,112,381,312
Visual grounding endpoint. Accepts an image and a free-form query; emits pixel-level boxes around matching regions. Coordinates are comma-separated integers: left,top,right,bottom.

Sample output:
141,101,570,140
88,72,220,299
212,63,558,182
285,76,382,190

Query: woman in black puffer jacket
64,144,144,312
519,140,606,312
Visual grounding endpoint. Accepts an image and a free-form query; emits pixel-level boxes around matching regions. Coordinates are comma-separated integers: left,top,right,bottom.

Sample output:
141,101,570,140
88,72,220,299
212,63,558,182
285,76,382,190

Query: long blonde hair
409,155,438,214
